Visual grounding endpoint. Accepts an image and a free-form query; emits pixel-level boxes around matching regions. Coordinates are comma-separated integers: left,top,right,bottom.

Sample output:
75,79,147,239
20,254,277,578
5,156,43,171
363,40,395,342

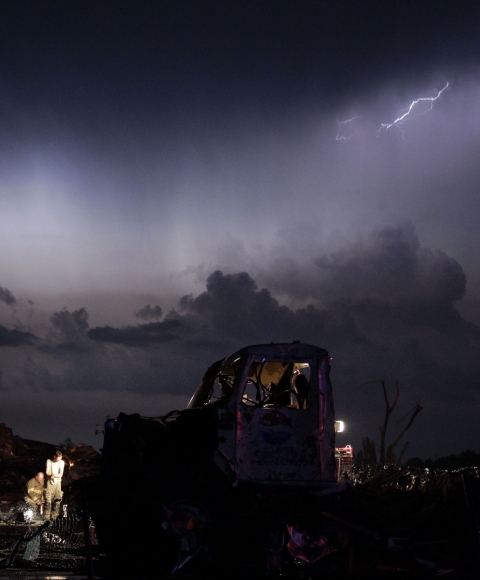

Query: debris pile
154,467,480,578
0,506,98,572
325,466,480,578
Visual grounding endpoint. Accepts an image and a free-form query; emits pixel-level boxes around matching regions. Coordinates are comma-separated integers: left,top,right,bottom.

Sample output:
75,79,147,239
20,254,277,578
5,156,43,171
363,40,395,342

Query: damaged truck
89,342,350,577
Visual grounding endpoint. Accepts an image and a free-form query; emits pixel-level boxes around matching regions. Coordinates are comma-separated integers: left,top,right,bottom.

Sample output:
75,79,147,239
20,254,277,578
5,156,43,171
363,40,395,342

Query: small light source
25,508,33,522
335,420,345,433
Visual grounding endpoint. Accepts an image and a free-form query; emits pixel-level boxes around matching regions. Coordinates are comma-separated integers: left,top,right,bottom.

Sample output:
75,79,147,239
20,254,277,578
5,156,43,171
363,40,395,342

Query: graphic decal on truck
259,411,292,446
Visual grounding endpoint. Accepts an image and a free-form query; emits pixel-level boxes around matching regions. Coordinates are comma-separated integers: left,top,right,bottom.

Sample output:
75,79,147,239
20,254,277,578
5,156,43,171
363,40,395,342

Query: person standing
45,450,65,521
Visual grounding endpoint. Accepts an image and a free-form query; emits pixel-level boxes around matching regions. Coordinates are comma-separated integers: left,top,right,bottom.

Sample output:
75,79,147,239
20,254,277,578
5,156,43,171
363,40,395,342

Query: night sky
1,1,479,459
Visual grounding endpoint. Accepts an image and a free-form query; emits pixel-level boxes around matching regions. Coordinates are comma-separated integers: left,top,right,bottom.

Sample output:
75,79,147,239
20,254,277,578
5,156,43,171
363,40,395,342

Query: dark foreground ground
0,574,94,579
83,466,479,579
0,465,478,579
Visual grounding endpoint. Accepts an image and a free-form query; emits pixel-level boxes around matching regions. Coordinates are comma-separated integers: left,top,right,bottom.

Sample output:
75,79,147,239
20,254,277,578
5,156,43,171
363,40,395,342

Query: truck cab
187,342,337,487
100,342,339,489
92,343,342,577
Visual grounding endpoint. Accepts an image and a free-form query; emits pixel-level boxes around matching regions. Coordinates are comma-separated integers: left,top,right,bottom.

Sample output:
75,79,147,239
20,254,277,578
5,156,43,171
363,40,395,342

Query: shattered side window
201,356,240,407
205,374,234,405
188,355,242,409
241,360,311,409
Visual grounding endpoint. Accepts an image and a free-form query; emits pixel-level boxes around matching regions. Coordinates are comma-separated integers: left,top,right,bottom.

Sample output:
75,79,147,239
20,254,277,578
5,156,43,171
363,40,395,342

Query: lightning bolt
379,82,449,133
336,116,361,141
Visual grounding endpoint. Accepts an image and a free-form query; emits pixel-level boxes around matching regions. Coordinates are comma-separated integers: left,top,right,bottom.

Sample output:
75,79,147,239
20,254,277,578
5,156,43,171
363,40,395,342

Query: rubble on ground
154,464,480,578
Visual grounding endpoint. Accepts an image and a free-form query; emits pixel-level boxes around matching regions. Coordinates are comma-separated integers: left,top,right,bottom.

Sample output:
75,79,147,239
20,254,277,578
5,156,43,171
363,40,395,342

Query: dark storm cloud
82,224,478,386
135,304,163,321
178,270,294,341
0,287,16,306
315,224,466,303
0,325,35,346
259,224,467,308
88,318,183,345
178,270,364,349
46,307,90,352
50,307,89,339
88,270,363,351
22,307,174,396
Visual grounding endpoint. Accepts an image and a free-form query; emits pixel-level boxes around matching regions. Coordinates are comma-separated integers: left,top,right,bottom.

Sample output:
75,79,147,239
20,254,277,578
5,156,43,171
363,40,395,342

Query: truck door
235,357,322,485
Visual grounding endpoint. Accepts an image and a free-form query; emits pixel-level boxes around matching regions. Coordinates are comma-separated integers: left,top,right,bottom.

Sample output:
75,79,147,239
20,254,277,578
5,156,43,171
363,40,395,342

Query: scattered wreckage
87,342,480,578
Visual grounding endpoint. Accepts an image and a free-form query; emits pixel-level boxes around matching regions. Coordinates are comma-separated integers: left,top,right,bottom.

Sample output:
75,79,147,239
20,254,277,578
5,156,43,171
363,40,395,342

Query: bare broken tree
366,380,423,466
